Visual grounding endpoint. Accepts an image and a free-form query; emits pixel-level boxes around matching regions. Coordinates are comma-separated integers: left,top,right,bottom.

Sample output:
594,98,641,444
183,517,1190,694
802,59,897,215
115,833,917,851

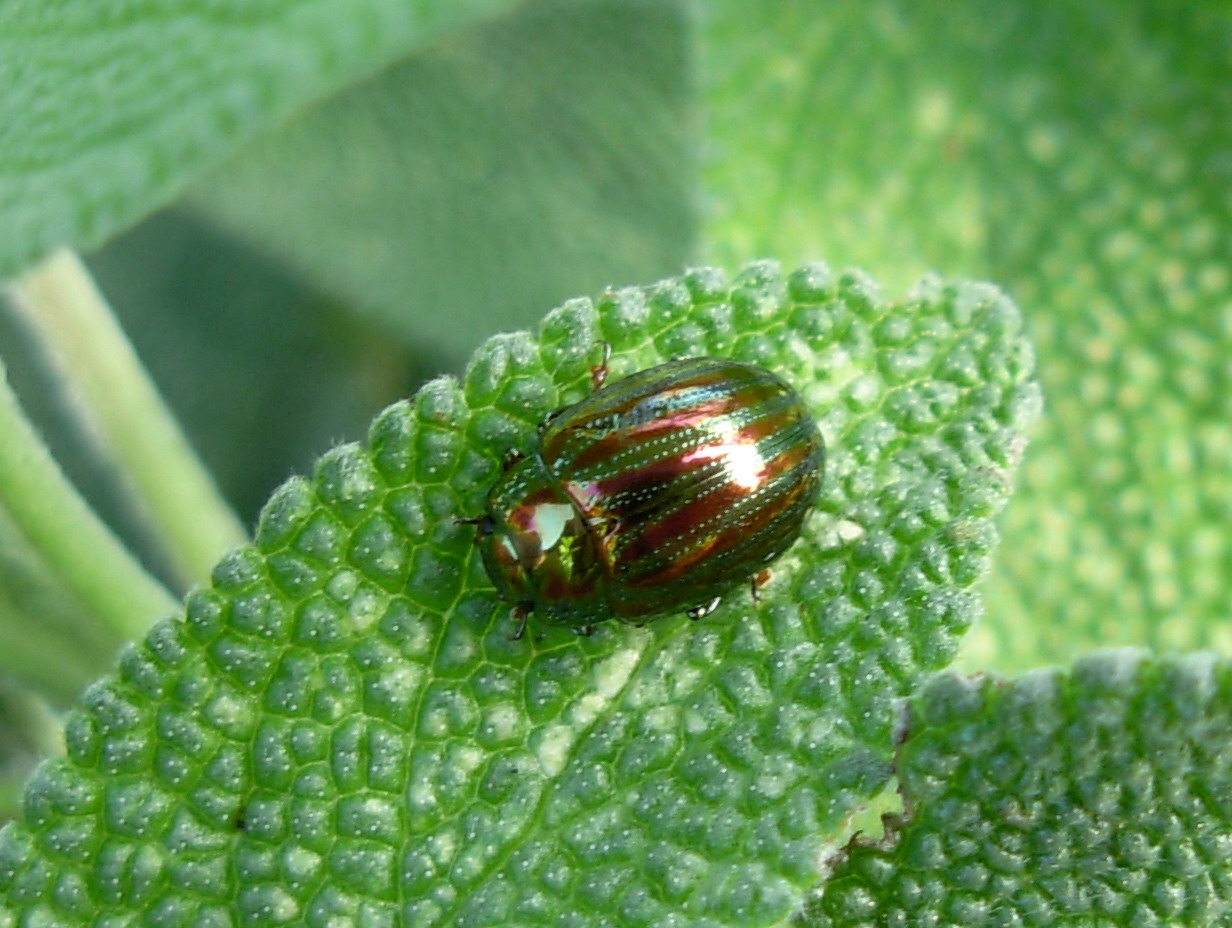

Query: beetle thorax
477,454,610,625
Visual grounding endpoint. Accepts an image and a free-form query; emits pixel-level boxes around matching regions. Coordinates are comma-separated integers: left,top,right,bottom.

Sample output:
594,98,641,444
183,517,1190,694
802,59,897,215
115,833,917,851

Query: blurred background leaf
188,0,694,348
0,0,526,281
3,0,694,597
699,1,1232,670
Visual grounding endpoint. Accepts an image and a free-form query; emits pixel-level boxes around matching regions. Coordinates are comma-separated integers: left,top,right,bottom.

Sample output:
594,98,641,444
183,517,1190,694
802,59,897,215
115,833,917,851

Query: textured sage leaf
700,0,1232,668
0,261,1036,925
188,0,695,347
805,650,1232,928
0,0,520,282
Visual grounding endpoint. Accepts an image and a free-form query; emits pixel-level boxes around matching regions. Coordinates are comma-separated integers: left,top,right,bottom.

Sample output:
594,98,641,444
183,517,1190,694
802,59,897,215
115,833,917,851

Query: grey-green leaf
188,0,696,347
0,0,520,281
805,650,1232,928
0,261,1037,925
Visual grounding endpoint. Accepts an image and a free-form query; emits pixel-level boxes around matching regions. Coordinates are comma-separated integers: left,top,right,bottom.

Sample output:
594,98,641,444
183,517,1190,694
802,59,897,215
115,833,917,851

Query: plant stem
0,571,117,699
0,361,177,640
6,249,249,589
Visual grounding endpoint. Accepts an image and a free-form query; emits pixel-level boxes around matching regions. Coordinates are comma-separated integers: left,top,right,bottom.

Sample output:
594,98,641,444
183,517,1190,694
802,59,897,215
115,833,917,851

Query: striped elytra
470,356,824,636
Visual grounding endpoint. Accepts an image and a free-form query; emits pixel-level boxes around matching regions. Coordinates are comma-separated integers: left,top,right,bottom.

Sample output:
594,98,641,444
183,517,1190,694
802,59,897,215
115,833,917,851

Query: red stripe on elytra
556,380,784,473
566,402,796,511
614,437,817,584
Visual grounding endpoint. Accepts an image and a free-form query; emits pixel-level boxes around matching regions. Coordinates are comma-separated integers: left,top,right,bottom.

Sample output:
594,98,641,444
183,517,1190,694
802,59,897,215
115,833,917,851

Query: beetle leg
572,623,597,637
511,603,533,640
501,448,525,470
749,568,771,603
685,596,722,621
589,341,612,391
454,514,493,540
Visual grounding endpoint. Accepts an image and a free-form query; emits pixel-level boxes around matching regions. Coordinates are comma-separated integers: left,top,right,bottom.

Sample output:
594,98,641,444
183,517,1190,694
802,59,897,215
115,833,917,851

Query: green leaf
805,650,1232,927
698,0,1232,669
0,261,1037,924
0,0,521,281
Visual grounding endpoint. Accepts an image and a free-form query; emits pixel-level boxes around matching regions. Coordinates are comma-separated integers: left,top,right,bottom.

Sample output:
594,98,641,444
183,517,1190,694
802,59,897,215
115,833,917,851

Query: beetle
466,355,824,638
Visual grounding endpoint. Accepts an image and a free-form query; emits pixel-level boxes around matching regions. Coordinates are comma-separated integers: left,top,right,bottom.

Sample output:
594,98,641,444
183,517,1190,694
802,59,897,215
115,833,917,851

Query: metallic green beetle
469,356,824,637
